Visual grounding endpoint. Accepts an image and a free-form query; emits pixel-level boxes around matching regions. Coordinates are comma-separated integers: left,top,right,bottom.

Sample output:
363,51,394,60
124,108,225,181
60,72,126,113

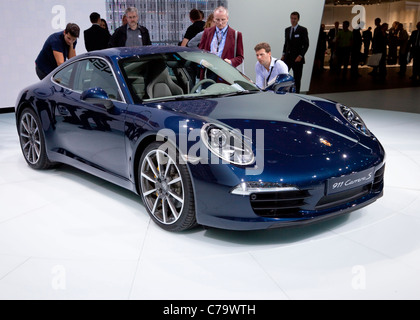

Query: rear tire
18,108,53,170
139,142,197,231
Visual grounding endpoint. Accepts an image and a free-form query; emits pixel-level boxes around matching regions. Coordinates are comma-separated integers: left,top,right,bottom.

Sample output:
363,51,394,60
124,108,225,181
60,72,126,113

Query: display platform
0,89,419,299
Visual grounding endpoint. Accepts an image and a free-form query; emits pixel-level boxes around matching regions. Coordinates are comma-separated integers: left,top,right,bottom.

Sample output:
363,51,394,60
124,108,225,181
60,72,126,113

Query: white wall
0,0,106,109
228,0,325,93
0,0,325,109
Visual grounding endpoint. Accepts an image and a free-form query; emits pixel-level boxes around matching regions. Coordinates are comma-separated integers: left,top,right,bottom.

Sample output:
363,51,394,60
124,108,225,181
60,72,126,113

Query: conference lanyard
265,59,278,88
216,28,228,53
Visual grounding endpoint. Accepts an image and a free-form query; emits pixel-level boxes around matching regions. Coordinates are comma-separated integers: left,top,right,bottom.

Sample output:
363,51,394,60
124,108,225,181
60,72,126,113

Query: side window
53,63,75,88
73,58,122,101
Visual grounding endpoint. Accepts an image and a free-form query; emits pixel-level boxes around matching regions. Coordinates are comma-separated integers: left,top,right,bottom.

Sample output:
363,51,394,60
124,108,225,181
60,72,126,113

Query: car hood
162,92,360,157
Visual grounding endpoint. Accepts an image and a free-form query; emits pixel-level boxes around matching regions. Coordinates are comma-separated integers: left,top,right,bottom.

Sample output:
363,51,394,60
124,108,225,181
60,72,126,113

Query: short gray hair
214,6,229,17
125,7,138,16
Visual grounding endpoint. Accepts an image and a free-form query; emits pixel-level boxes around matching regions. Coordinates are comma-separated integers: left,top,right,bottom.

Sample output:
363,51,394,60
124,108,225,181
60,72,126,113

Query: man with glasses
109,7,151,48
199,6,244,68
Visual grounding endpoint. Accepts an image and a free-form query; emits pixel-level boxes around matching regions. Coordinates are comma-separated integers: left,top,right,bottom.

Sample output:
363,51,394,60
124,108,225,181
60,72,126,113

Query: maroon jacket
199,26,244,68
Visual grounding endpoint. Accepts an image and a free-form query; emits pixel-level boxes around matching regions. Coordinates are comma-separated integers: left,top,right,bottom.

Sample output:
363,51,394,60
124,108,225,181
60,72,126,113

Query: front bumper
191,162,385,231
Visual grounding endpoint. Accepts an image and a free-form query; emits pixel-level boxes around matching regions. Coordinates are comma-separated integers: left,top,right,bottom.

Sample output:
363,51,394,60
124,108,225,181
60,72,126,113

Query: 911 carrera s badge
327,168,375,195
320,138,332,147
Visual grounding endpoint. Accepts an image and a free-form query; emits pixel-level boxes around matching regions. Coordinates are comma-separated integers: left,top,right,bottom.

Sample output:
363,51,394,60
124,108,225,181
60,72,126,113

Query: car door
52,57,128,179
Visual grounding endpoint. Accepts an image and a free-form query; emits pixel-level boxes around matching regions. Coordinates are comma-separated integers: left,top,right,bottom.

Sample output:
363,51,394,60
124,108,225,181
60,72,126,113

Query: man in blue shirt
35,23,80,80
255,42,289,89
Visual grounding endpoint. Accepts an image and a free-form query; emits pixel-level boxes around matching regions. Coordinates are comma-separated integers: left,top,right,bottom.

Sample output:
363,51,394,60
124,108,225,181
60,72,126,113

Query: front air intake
250,190,311,218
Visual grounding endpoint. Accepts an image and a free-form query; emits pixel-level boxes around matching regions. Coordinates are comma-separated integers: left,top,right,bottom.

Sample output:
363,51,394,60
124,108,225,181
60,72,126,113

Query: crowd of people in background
34,6,311,93
36,6,420,92
314,18,420,83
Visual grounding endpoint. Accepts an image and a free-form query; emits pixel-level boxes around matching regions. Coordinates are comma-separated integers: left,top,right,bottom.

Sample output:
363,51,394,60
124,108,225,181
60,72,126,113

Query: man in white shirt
254,42,289,89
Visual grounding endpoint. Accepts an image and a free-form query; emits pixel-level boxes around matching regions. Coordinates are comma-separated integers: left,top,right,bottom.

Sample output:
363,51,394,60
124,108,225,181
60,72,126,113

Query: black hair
65,23,80,38
189,9,201,21
291,11,300,20
89,12,100,23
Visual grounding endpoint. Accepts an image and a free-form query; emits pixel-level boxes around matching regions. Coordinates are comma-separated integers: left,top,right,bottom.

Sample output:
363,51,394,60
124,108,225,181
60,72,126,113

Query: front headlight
337,104,371,136
201,123,255,165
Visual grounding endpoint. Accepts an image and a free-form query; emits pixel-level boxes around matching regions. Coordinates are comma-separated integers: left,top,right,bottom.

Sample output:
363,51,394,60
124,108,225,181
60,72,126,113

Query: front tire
18,108,53,170
139,142,196,231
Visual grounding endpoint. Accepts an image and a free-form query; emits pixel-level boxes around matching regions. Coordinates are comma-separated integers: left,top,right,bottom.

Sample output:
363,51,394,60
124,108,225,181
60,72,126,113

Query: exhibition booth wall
0,0,108,110
0,0,325,110
323,0,420,32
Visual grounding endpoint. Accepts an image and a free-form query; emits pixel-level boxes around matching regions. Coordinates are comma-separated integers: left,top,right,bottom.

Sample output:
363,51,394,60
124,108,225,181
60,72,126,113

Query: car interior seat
146,60,183,99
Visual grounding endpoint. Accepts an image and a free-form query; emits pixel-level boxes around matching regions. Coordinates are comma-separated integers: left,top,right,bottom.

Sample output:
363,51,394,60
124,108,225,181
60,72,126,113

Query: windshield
120,51,259,103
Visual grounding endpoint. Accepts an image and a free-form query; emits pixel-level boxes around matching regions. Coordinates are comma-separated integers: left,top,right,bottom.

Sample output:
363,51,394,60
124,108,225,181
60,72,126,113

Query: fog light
230,181,299,196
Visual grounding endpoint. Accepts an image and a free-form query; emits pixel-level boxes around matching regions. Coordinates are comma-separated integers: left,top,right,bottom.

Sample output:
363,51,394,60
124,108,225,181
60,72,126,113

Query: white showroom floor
1,88,420,300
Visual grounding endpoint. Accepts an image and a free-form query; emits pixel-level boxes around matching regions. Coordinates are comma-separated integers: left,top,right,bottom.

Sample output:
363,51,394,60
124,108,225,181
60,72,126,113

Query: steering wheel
190,79,216,93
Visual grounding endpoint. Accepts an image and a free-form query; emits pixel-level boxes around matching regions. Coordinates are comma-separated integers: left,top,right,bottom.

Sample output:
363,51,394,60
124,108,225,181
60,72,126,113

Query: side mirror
81,87,114,110
265,74,296,94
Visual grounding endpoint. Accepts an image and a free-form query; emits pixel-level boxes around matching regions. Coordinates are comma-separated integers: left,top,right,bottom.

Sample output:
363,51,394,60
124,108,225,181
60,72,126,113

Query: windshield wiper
145,95,202,103
145,90,260,103
218,90,259,97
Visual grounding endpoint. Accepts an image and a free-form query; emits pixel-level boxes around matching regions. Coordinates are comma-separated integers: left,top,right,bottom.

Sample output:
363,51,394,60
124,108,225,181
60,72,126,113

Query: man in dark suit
84,12,110,52
370,18,387,79
199,6,244,68
362,27,372,65
409,21,420,81
282,11,309,93
327,21,340,72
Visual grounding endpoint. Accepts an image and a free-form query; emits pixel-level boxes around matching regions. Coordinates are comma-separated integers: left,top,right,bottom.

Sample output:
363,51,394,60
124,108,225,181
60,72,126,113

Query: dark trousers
413,55,420,79
337,47,351,76
378,53,387,77
35,65,48,80
285,59,303,93
362,43,370,63
399,53,408,75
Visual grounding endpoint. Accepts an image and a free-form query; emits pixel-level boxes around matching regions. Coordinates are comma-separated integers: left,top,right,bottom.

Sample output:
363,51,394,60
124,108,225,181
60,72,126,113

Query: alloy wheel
19,112,41,165
140,148,185,225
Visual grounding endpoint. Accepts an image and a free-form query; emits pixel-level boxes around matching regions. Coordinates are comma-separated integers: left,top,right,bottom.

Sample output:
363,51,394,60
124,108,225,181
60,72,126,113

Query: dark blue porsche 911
15,46,385,231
